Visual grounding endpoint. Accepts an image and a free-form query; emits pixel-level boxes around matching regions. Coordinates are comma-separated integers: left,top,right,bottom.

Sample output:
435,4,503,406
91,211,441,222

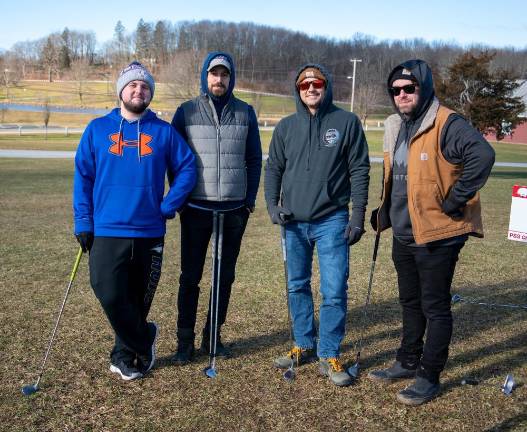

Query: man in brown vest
368,59,495,405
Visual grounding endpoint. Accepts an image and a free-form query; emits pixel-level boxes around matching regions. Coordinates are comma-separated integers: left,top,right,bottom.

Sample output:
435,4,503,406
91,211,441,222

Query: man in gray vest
170,51,262,364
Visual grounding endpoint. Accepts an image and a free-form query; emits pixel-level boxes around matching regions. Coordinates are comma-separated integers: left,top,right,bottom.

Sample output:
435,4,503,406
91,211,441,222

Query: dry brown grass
0,160,526,431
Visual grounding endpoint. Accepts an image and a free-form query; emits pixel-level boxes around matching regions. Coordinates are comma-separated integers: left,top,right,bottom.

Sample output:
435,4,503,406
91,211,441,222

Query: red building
485,81,527,144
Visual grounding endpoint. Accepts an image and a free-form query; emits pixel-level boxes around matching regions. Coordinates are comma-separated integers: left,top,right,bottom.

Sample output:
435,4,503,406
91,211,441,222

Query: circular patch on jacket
323,128,340,147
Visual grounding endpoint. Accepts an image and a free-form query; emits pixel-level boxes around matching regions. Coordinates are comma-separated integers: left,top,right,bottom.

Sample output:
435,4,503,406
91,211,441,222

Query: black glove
441,196,464,218
75,232,94,253
245,200,255,214
268,205,292,225
344,210,365,246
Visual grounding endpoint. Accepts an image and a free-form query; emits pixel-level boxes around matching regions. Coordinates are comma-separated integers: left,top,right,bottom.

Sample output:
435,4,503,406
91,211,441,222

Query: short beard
122,99,149,114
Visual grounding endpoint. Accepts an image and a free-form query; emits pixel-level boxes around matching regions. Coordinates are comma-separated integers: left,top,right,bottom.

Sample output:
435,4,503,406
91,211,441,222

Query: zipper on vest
216,125,221,200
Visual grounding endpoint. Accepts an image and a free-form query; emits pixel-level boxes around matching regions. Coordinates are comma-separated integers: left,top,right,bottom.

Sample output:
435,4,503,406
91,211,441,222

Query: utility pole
347,59,362,113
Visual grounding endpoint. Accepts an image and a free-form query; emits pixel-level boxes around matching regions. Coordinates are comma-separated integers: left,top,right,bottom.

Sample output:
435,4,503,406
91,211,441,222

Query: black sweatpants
89,236,163,363
177,207,249,333
392,236,464,382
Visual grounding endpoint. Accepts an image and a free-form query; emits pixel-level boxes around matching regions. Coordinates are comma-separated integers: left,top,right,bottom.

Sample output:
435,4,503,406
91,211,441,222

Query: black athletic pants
392,236,464,383
177,207,249,334
89,236,163,364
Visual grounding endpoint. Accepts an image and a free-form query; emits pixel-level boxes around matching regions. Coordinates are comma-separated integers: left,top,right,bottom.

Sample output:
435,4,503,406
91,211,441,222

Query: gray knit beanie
116,61,155,99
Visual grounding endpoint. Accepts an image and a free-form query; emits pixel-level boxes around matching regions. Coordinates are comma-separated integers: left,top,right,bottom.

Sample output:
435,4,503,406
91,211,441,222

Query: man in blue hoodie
170,52,262,364
73,61,196,381
265,65,370,386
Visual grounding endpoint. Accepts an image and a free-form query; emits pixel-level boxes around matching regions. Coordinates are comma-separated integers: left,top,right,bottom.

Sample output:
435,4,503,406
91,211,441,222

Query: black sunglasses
389,84,418,96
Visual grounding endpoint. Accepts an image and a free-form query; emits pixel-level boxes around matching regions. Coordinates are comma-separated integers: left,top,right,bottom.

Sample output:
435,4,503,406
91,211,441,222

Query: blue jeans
285,208,349,358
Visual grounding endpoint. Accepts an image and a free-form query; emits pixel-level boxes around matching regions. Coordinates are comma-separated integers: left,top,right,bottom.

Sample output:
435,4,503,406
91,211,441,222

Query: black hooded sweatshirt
265,64,370,222
386,59,495,245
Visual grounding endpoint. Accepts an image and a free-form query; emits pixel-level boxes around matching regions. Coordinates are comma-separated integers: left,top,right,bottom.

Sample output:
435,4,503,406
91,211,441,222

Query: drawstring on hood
113,108,154,162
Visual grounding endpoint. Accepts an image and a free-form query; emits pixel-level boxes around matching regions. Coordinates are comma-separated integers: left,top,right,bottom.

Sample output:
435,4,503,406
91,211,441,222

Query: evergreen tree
436,51,525,140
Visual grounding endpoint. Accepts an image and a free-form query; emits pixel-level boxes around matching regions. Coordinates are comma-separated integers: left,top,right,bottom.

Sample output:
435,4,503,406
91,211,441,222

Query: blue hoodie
73,108,196,237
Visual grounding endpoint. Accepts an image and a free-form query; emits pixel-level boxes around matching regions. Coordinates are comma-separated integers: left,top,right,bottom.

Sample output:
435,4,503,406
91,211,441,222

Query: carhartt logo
402,68,412,75
108,132,153,157
306,71,315,78
420,152,428,161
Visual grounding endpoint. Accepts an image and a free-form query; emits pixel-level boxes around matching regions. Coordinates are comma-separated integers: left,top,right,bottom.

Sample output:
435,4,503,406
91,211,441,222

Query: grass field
1,130,526,161
0,158,526,431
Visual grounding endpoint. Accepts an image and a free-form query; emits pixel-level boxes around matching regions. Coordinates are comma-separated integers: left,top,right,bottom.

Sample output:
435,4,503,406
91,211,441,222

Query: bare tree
43,97,51,140
160,49,203,107
70,59,89,106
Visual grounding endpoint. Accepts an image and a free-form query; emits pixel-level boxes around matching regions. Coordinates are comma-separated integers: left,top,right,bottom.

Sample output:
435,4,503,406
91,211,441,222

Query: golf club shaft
34,247,83,387
280,226,294,344
355,230,381,360
208,212,218,364
212,213,224,363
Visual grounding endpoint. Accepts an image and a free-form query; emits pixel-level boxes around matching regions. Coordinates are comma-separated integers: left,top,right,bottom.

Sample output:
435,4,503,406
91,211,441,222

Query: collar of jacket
383,97,440,166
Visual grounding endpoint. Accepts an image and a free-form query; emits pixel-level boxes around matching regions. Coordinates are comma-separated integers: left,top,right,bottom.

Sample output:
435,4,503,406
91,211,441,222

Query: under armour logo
108,132,153,157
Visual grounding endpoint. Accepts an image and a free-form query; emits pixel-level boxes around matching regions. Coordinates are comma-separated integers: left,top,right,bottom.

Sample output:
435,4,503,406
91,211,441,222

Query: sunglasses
298,79,325,91
389,84,418,96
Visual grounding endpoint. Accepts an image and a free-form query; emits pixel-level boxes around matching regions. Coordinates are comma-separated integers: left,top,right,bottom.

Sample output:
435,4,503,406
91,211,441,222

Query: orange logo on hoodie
108,132,153,156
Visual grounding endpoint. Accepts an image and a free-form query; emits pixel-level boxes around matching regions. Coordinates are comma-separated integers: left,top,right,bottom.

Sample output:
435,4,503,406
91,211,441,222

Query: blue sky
2,0,526,51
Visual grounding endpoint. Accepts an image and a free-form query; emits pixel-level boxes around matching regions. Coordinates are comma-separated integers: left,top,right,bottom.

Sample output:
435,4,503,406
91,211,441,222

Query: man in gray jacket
265,64,370,386
170,52,262,364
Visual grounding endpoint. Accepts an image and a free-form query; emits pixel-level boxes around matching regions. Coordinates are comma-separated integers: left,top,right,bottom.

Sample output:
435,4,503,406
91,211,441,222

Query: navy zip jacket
265,64,370,222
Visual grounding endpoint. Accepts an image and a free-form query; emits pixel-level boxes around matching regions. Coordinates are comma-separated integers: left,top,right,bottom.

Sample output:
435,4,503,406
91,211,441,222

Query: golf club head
203,366,217,379
283,367,296,382
502,374,515,396
21,384,39,396
347,362,360,379
451,294,462,304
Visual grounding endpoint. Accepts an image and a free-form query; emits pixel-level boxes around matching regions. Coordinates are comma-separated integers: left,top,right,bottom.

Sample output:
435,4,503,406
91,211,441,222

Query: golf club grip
70,247,83,282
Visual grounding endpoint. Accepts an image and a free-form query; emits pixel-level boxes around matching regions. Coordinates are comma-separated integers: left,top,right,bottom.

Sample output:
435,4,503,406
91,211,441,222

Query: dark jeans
177,206,249,333
392,236,464,382
89,236,163,363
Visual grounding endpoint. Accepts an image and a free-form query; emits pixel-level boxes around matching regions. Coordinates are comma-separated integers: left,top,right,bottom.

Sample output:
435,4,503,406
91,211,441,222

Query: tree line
1,19,525,137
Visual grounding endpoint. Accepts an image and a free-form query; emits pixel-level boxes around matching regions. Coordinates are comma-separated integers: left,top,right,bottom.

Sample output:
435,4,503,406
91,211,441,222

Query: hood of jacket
294,63,333,118
387,59,435,121
200,51,236,103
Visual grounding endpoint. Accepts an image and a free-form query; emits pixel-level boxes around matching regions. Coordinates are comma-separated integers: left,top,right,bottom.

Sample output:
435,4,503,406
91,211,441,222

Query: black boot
171,328,195,365
200,328,230,357
396,375,441,406
367,361,417,382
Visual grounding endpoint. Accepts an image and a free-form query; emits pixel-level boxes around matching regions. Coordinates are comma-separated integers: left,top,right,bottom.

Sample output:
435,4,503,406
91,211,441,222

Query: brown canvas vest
380,103,484,244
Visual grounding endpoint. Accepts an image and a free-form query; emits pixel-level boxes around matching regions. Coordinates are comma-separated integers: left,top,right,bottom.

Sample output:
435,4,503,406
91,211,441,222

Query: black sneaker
396,376,441,406
109,361,143,381
138,322,158,373
200,330,231,357
171,328,195,365
367,361,417,382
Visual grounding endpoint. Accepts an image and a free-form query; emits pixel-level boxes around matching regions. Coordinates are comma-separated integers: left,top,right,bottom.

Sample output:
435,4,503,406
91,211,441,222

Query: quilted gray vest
180,95,249,201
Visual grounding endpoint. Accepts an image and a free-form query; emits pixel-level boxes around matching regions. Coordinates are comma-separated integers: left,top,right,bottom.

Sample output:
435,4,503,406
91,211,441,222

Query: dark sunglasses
298,79,325,91
389,84,418,96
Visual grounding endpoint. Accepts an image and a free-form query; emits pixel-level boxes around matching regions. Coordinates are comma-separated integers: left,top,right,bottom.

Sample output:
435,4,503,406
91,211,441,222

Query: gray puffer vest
179,95,249,201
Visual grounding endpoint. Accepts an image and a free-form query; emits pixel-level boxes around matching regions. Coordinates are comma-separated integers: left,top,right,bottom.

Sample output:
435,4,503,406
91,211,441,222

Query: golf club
461,374,517,396
452,294,527,310
22,247,84,396
280,225,296,382
348,230,381,379
204,211,224,379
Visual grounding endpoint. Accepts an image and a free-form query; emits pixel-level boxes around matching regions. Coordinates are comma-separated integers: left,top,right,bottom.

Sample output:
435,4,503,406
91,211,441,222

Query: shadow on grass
483,411,527,431
156,280,526,374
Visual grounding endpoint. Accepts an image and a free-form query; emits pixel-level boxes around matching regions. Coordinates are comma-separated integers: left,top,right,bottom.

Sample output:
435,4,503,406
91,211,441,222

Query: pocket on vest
410,182,451,233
